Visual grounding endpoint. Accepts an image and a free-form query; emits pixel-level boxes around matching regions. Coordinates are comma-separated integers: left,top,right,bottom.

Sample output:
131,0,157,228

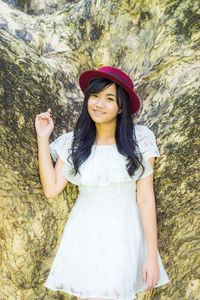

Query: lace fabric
44,181,170,299
49,124,160,186
45,125,170,299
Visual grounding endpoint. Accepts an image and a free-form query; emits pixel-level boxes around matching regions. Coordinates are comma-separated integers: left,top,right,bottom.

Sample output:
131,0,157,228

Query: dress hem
44,277,170,300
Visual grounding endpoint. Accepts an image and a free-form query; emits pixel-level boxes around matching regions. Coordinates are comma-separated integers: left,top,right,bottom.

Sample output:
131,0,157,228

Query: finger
145,283,150,291
47,108,52,114
146,284,152,291
153,281,157,287
42,111,51,116
154,278,159,286
37,112,51,119
148,278,154,290
37,111,51,116
145,274,152,291
143,271,147,285
152,274,159,287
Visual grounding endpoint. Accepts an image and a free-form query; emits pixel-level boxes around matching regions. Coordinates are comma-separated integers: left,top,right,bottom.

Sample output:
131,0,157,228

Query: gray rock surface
0,0,199,299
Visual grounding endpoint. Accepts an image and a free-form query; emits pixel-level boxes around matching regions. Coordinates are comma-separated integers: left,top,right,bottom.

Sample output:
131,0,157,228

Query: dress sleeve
134,124,160,159
134,124,160,179
133,157,153,179
49,131,74,163
49,131,80,185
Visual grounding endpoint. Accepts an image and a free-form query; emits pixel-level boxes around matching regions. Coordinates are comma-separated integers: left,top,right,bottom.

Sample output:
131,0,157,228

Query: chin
92,117,115,125
89,112,105,121
92,117,107,124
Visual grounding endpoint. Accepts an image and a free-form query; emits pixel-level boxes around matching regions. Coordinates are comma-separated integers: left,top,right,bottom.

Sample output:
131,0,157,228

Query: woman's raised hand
35,108,54,138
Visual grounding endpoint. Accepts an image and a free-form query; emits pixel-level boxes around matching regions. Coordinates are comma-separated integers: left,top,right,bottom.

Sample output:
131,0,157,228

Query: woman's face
87,83,122,124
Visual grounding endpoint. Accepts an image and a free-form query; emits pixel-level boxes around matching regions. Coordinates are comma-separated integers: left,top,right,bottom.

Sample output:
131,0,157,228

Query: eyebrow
93,92,116,97
106,93,116,97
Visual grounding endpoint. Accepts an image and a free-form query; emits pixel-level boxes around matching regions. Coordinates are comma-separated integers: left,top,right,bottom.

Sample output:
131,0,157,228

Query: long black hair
68,78,145,178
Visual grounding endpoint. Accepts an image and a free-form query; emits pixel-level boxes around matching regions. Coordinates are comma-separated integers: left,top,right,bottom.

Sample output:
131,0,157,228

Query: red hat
79,66,140,114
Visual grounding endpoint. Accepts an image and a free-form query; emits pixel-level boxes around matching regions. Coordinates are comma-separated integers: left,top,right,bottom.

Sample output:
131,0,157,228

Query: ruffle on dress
134,124,160,159
49,125,160,186
49,131,74,163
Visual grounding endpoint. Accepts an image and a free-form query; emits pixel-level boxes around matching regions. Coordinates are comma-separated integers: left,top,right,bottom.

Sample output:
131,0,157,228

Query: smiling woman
35,66,170,300
87,83,122,144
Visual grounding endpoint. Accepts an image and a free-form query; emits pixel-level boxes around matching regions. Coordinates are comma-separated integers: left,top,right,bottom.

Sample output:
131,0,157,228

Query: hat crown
98,66,134,90
78,65,140,114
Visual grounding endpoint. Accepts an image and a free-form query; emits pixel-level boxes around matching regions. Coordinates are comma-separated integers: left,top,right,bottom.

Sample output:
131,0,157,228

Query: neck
95,121,117,143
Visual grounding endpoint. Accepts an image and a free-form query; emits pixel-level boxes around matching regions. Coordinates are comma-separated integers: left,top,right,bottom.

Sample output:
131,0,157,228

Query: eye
91,93,98,97
108,97,114,101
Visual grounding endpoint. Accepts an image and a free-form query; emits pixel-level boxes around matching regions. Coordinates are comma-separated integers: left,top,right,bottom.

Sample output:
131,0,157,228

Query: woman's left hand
142,255,160,291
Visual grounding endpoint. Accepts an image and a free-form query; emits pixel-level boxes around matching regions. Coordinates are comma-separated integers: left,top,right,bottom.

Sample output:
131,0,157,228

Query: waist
79,181,136,196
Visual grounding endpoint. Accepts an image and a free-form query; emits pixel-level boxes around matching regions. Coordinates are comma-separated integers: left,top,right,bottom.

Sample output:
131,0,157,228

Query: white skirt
44,181,170,300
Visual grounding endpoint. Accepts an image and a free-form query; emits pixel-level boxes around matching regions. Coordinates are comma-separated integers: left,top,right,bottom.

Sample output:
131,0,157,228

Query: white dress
44,124,170,300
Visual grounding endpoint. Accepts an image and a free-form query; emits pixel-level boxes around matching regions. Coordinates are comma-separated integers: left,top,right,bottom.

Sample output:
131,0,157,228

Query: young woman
35,66,170,300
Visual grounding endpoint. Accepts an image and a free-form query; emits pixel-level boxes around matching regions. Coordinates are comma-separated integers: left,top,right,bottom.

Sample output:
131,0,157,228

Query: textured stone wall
0,0,199,299
3,0,67,15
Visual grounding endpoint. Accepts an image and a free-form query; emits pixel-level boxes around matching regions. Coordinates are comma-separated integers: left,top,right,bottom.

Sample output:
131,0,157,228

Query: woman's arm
136,157,160,290
136,157,158,258
37,136,68,198
35,109,68,198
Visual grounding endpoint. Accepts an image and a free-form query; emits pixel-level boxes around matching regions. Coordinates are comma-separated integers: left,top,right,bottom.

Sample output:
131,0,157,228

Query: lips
93,109,106,115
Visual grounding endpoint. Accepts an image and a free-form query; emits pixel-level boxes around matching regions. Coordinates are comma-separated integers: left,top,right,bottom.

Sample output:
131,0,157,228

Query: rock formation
0,0,199,299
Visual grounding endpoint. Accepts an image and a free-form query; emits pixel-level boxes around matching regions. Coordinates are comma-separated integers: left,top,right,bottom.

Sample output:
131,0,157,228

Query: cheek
109,103,120,115
87,99,96,116
88,98,95,109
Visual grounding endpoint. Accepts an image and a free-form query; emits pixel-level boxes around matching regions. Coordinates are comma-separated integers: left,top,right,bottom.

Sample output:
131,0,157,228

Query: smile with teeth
93,109,106,115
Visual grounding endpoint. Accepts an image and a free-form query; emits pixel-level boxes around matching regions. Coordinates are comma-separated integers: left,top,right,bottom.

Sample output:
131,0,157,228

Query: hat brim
79,70,140,115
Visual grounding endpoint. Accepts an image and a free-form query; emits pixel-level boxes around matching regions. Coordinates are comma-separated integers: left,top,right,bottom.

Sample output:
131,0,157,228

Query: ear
118,108,123,114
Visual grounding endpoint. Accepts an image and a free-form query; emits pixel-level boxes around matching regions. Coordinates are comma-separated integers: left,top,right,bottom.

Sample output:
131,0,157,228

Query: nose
96,96,105,108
